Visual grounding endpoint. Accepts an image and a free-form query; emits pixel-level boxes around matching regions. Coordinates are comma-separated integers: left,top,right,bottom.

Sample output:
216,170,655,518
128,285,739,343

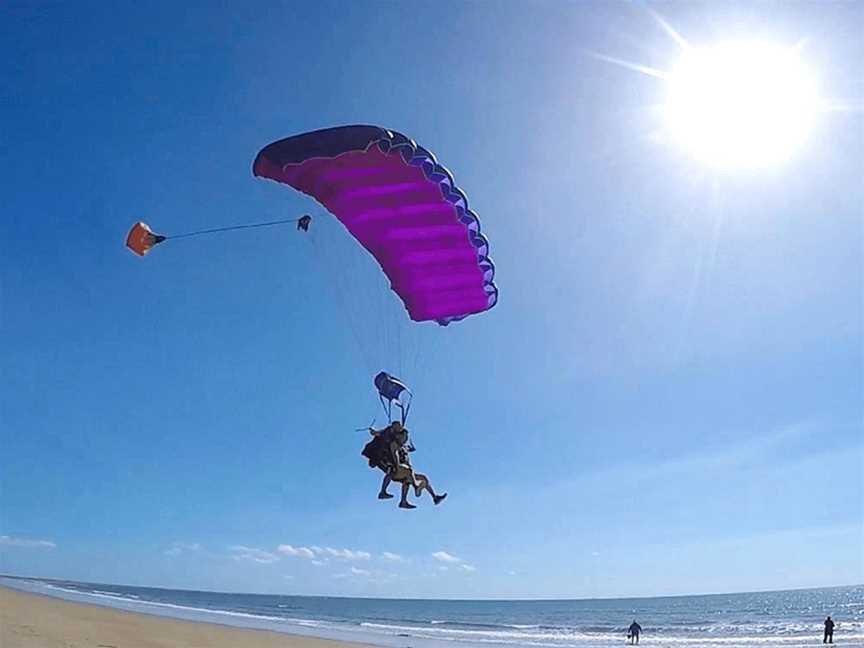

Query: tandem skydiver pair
360,372,447,509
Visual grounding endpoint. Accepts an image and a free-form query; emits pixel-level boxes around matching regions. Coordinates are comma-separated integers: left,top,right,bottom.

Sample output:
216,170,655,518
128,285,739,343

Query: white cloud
323,547,371,561
164,542,200,557
381,551,406,562
277,544,316,559
284,545,373,561
225,542,373,566
333,567,373,580
0,535,55,549
229,545,279,564
271,543,377,563
432,551,474,572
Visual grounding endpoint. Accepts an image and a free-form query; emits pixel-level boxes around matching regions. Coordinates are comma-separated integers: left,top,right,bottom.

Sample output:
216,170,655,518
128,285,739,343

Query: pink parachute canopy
253,125,497,325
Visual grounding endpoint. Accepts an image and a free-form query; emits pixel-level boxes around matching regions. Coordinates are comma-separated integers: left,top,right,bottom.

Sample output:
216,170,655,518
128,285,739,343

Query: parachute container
126,222,166,256
253,125,498,325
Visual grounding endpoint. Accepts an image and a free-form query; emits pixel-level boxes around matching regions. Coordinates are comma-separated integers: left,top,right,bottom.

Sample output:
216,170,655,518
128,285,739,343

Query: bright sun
664,42,820,169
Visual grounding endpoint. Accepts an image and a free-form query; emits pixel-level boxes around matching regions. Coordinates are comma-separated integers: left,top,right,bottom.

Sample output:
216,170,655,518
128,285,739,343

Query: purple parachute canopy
252,125,497,325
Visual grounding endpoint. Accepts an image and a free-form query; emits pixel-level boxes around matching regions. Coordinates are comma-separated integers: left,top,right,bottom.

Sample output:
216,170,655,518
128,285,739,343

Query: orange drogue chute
126,222,167,256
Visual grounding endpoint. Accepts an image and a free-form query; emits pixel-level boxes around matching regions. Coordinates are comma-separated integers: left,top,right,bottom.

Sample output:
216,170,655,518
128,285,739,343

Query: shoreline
0,586,377,648
3,579,859,648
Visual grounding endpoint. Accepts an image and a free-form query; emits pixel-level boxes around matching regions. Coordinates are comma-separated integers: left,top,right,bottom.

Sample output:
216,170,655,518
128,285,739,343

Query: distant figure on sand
628,620,642,644
823,616,835,644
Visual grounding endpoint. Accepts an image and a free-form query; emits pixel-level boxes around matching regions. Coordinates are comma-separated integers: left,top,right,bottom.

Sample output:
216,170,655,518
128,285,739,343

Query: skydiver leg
397,462,419,488
427,479,447,505
414,473,447,505
378,474,394,499
392,463,419,488
398,482,416,509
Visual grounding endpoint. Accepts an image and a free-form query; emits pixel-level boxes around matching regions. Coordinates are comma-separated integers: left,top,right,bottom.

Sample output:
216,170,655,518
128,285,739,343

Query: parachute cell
252,125,498,325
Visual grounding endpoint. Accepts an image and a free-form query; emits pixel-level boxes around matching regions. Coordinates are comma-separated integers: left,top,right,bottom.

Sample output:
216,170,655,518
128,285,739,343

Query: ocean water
2,577,861,648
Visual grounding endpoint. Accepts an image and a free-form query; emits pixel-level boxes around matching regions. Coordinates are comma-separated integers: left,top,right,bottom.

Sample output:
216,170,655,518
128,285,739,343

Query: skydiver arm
388,440,401,467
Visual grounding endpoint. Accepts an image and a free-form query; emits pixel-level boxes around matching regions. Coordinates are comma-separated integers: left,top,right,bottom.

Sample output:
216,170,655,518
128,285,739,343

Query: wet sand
0,586,376,648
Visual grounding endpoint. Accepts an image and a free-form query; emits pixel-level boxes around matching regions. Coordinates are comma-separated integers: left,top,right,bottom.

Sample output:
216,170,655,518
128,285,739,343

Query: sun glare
664,42,820,169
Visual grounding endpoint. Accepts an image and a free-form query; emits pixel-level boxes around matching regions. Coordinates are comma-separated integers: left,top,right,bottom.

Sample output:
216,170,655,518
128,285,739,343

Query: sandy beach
0,587,374,648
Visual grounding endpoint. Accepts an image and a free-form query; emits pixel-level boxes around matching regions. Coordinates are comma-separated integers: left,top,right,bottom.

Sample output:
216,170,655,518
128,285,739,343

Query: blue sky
1,1,861,599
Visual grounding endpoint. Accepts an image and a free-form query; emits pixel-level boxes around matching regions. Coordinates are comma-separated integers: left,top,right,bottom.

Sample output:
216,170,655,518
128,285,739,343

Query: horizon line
1,573,860,604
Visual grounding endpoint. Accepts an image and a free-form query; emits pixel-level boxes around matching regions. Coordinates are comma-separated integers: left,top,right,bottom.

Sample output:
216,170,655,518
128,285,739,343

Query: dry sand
0,586,376,648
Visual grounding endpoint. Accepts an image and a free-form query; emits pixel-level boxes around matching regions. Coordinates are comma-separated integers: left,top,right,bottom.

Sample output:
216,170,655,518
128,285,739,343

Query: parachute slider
374,371,412,424
126,222,167,257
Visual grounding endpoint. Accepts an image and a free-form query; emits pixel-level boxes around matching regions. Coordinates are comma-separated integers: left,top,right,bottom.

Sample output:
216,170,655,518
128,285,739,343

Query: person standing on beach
628,621,642,644
823,616,835,643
